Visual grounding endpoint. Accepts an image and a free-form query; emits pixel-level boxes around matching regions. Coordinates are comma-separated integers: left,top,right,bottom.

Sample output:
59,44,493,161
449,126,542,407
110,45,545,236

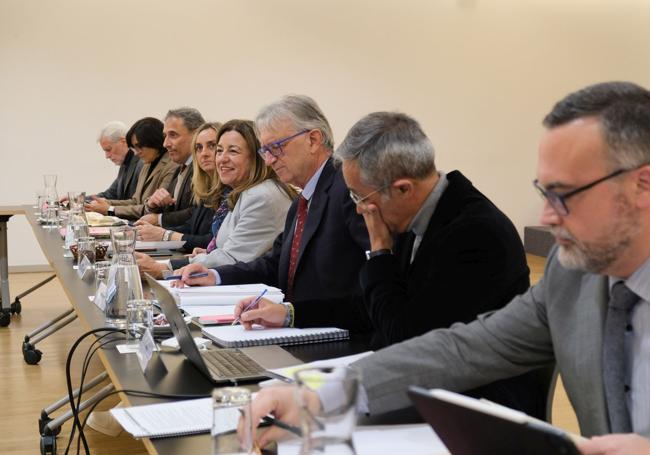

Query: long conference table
23,206,373,454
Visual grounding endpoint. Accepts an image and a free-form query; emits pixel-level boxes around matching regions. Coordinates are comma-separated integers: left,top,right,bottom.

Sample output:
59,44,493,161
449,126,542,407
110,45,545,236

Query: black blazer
215,158,373,333
173,203,214,253
360,170,530,348
156,165,194,227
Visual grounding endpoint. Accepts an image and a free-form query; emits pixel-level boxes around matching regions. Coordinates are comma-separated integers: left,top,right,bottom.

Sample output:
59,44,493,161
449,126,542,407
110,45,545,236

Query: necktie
286,196,308,301
173,164,188,202
603,281,639,433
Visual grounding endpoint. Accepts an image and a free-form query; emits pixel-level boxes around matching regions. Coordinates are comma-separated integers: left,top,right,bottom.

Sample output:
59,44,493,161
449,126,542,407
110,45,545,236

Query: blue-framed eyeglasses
533,168,631,216
257,130,309,159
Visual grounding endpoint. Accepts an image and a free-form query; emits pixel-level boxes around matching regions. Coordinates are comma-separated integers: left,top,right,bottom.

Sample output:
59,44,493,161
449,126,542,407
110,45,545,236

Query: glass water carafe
43,174,59,205
105,226,142,327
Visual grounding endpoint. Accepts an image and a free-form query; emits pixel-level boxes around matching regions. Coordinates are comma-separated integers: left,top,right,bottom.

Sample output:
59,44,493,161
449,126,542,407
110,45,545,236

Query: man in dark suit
95,121,143,200
179,95,372,333
338,112,530,348
136,107,205,235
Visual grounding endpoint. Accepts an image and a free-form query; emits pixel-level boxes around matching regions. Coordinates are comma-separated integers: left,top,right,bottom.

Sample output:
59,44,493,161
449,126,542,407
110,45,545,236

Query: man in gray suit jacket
243,82,650,454
95,121,143,200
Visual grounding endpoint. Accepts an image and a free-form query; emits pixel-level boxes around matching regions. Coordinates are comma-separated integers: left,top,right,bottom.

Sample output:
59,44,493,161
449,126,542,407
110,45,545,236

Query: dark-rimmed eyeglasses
533,168,631,216
349,184,389,205
257,130,309,159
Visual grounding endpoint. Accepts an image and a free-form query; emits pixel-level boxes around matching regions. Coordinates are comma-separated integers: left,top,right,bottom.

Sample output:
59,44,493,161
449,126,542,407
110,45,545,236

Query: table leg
0,215,13,326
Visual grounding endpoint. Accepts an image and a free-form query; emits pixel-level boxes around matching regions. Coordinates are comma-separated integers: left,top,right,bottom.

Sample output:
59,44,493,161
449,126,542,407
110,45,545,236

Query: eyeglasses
533,168,631,216
349,185,389,205
257,130,309,159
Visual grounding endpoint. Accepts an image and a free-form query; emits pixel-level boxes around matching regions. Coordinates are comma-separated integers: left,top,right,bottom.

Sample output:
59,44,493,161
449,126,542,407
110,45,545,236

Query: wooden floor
0,256,579,454
0,272,147,455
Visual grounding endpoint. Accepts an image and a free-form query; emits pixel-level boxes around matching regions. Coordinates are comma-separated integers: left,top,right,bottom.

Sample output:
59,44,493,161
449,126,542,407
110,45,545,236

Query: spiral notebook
201,325,349,348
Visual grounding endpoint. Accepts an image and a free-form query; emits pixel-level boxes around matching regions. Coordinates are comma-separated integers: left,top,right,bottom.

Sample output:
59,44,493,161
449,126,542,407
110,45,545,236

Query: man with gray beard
241,81,650,454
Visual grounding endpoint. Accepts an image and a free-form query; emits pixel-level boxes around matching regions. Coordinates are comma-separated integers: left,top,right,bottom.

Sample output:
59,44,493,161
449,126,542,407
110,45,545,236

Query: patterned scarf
206,187,232,253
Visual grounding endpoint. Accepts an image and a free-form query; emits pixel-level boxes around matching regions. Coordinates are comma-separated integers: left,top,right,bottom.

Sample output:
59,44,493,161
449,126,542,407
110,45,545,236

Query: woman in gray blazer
184,119,296,268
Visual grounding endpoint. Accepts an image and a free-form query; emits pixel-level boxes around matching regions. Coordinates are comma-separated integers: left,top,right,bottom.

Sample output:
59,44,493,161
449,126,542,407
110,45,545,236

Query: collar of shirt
183,155,193,169
609,256,650,303
406,171,449,237
300,159,328,202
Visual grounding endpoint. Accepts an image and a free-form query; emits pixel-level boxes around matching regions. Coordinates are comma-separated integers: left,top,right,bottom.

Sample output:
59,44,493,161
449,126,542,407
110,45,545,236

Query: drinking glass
44,204,60,229
68,191,86,210
212,387,254,455
37,194,48,220
77,236,96,268
110,225,137,261
125,299,154,346
294,367,360,455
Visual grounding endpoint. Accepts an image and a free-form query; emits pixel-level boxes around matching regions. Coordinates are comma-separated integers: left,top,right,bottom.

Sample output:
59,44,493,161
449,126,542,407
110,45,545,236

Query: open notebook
202,325,349,348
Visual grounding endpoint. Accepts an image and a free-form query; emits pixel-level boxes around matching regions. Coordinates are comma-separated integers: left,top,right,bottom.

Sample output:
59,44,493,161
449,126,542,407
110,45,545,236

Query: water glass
212,387,254,455
126,299,154,346
44,205,60,229
294,367,360,455
111,225,137,257
77,236,96,267
37,194,48,219
68,191,86,210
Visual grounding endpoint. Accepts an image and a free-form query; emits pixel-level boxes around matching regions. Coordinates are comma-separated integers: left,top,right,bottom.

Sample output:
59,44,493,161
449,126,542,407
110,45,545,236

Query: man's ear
635,164,650,209
307,129,323,152
392,179,413,197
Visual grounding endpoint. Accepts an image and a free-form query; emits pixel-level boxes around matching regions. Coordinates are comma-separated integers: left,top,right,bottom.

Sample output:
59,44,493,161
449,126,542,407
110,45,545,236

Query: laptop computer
145,274,268,384
407,386,581,455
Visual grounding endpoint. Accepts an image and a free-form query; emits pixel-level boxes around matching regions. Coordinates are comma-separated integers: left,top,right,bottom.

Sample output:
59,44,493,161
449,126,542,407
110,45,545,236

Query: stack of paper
158,282,284,307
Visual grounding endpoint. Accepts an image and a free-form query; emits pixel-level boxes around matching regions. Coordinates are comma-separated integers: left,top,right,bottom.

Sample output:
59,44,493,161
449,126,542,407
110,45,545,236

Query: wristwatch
365,249,393,260
107,206,115,216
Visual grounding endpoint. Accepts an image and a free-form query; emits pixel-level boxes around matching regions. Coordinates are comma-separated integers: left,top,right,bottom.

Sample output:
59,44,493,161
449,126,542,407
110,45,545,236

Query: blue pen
163,271,209,281
232,289,268,326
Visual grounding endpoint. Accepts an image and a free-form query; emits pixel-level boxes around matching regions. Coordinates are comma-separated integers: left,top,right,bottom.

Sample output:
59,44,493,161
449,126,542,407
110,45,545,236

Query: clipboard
407,386,581,455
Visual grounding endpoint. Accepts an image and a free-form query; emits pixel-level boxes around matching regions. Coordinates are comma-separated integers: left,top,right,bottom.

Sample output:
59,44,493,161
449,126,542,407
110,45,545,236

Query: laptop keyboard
201,348,266,382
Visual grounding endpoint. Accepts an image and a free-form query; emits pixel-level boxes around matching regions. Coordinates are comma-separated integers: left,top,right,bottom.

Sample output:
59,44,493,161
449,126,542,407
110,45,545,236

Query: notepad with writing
201,325,349,348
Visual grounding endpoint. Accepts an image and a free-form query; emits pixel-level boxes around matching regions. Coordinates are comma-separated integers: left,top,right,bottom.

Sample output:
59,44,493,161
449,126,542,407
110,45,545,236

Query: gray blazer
190,179,292,268
354,246,611,437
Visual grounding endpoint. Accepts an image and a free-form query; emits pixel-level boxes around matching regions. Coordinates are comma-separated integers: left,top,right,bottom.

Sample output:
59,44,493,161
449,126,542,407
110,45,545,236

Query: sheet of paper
181,305,236,317
278,424,448,455
259,351,374,387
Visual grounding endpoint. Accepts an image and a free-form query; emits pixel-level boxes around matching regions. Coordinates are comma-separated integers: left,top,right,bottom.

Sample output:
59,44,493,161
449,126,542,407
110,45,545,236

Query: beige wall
2,0,650,267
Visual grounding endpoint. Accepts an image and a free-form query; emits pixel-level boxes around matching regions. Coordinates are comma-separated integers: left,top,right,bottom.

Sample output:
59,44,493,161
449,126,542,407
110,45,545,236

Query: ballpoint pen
231,289,268,325
163,271,209,280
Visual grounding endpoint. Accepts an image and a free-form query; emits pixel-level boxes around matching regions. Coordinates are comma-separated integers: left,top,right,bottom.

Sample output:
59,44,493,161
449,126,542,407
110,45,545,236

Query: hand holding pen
233,289,288,330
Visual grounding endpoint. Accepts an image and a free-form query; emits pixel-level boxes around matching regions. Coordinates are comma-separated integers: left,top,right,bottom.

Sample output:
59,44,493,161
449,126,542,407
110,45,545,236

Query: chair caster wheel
0,310,10,327
23,341,43,365
40,433,57,455
11,298,22,314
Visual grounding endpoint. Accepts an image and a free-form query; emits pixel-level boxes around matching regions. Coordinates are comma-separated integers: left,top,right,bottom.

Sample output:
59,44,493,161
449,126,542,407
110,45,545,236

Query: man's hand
147,188,175,209
358,202,393,251
135,252,168,279
85,197,110,215
237,386,321,448
170,263,215,288
135,223,165,241
190,247,207,258
578,434,650,455
137,213,160,226
234,297,288,330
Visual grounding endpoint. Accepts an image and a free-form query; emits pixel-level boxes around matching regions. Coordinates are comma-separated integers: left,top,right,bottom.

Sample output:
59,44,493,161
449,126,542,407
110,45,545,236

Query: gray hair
165,107,205,132
335,111,436,189
544,81,650,170
255,95,334,150
97,121,127,143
